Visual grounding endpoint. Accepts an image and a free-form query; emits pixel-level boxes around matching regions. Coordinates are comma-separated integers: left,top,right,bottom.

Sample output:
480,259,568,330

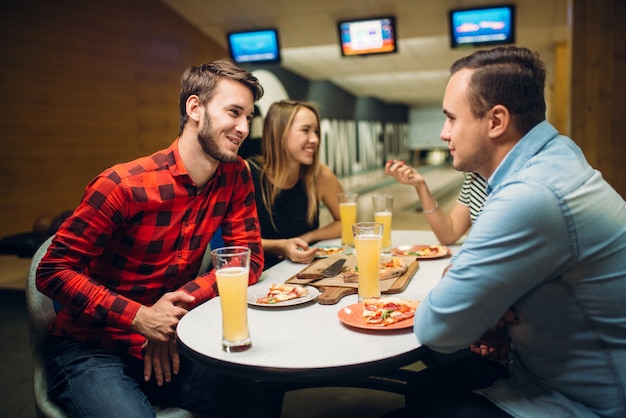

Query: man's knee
46,338,153,416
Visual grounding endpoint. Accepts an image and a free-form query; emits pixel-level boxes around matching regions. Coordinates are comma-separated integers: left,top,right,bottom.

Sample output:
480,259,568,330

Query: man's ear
186,95,203,123
488,104,510,139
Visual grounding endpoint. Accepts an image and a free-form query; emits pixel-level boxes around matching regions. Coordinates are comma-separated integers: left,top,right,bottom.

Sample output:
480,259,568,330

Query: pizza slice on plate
362,297,419,326
379,257,409,279
392,245,448,258
342,256,409,283
315,246,344,257
256,284,309,304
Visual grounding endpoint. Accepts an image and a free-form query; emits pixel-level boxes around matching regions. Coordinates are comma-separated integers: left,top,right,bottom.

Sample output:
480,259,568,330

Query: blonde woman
247,100,343,269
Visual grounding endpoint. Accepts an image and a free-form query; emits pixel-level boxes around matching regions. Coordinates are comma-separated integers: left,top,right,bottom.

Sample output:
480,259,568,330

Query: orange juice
340,202,357,246
355,233,382,300
374,211,392,251
216,266,251,351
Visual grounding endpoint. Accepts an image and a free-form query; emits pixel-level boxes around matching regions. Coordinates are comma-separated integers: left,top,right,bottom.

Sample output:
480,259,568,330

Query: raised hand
385,160,424,186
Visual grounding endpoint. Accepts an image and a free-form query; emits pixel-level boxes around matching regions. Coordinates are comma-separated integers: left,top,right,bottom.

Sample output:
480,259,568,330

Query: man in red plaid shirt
37,59,271,417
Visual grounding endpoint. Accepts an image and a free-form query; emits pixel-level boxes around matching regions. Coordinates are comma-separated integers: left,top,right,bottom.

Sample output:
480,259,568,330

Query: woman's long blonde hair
254,100,321,228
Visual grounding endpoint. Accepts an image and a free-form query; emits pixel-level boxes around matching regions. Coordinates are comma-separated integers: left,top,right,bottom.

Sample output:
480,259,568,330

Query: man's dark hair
450,46,546,135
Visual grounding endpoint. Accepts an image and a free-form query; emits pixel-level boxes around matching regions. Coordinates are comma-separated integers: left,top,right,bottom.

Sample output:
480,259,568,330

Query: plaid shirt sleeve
36,168,145,334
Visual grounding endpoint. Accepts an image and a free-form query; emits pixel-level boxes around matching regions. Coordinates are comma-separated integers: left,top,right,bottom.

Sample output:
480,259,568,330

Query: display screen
338,16,397,57
449,5,515,48
227,29,281,65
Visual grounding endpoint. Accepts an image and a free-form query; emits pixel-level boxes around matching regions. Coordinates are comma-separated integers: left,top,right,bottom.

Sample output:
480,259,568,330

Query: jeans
46,335,273,418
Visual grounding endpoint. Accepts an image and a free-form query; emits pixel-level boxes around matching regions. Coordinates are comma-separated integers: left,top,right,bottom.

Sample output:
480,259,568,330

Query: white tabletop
177,230,458,380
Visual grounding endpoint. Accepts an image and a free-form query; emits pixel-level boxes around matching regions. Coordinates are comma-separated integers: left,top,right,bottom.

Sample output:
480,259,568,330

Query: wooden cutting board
285,254,419,305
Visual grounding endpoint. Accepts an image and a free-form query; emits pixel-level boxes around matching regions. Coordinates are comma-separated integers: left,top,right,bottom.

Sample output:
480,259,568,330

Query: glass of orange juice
338,192,358,253
372,194,394,253
352,222,383,301
211,246,252,352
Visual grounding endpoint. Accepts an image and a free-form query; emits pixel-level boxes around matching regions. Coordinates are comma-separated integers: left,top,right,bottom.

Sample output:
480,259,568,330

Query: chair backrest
25,237,194,418
198,225,224,275
25,236,65,418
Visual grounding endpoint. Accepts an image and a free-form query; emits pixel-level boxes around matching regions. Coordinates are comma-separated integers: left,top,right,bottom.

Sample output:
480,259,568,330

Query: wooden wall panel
570,0,626,198
1,0,623,238
0,0,227,236
550,41,571,136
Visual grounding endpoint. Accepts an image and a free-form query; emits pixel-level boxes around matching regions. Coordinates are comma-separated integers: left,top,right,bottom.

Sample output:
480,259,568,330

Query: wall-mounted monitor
448,4,516,49
337,16,398,57
227,28,281,65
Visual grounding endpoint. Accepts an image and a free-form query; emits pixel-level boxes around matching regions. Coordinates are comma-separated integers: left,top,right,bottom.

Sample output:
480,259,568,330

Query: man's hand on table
130,290,196,385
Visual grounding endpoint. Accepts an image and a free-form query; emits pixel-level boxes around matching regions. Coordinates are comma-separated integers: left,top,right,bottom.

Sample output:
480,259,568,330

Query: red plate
337,303,415,331
391,244,450,259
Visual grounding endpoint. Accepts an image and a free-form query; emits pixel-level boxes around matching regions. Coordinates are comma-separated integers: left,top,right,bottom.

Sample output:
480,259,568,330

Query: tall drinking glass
352,222,383,301
372,194,394,253
338,192,358,252
211,246,252,352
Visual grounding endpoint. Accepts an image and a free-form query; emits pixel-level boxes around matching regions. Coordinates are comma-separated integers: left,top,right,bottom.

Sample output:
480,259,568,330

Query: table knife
296,258,346,281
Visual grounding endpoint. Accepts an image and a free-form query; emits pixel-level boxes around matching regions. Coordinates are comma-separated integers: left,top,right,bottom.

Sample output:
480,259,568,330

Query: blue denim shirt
414,121,626,417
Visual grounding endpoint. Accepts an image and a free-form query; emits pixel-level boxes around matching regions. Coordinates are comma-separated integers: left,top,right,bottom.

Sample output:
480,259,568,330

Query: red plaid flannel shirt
36,139,263,358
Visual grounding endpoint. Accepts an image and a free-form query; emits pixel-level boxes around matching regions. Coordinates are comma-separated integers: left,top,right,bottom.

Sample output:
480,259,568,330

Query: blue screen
228,29,280,64
450,5,514,48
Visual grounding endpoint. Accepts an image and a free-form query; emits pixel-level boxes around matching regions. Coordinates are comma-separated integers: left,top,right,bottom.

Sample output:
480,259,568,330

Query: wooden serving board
285,254,419,305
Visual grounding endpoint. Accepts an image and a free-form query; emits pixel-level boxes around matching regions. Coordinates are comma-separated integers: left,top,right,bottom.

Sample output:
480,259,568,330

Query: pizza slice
315,246,345,257
393,245,447,258
256,284,309,304
362,297,419,326
342,256,409,283
379,256,408,279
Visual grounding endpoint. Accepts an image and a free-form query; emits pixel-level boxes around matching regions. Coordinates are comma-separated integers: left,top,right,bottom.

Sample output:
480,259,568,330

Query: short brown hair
450,46,546,135
178,59,264,134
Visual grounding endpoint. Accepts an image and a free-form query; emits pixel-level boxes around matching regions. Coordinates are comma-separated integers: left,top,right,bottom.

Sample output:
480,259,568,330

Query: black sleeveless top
248,160,319,269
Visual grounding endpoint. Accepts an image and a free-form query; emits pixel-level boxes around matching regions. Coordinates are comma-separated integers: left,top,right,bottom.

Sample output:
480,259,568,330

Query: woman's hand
385,160,424,186
282,237,316,264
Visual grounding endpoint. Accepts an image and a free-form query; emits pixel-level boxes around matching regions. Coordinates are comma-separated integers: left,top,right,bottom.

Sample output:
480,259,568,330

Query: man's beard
452,146,489,175
197,112,239,163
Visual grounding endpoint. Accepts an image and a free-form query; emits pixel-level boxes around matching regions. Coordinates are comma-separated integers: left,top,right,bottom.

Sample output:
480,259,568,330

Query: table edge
178,336,426,381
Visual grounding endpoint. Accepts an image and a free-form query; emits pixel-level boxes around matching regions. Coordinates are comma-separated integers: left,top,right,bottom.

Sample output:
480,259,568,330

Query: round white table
177,230,458,381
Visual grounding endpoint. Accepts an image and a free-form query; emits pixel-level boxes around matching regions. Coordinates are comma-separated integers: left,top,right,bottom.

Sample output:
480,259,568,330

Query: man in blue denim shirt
389,47,626,418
